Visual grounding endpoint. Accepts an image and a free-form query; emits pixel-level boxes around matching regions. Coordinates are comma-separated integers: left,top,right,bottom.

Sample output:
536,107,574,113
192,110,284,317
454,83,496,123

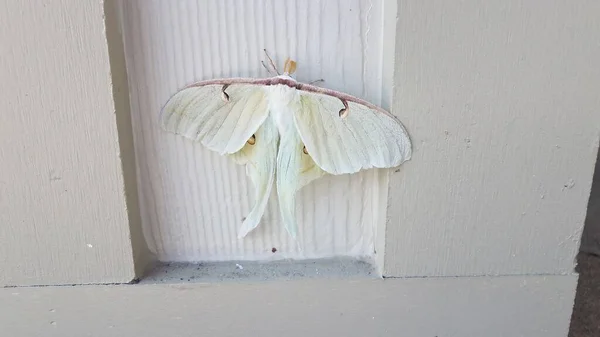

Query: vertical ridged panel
119,0,387,262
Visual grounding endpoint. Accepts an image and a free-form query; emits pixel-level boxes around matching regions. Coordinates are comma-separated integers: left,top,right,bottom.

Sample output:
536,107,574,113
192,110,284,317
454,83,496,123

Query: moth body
266,79,300,138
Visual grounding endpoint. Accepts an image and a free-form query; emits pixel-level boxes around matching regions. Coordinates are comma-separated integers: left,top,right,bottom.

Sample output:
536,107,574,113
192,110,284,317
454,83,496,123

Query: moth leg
263,48,280,75
338,99,349,118
308,79,325,86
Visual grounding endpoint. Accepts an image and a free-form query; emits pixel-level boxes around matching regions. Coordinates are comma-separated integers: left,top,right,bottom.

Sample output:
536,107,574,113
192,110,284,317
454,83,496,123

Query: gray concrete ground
569,252,600,337
569,152,600,337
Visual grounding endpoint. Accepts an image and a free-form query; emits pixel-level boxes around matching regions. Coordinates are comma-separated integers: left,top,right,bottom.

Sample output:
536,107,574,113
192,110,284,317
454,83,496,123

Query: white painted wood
0,275,576,337
0,0,139,286
385,0,600,277
119,0,392,262
105,0,152,278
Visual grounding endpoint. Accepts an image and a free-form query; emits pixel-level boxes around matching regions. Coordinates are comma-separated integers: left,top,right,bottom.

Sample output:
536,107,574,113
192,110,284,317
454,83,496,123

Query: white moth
159,50,412,239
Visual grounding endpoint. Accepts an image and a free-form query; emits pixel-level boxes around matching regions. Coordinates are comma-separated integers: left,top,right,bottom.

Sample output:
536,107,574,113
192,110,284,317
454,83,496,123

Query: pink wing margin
160,76,400,121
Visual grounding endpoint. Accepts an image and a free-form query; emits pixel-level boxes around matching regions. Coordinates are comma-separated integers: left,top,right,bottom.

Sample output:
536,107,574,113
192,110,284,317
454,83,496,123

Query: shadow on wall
580,149,600,256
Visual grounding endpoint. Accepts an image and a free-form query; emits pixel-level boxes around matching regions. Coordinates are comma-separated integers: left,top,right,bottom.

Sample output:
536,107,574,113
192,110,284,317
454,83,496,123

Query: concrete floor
568,153,600,337
569,252,600,337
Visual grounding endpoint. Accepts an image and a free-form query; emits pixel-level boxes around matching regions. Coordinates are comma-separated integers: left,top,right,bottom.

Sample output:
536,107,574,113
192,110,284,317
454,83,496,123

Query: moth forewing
159,82,270,156
293,90,412,175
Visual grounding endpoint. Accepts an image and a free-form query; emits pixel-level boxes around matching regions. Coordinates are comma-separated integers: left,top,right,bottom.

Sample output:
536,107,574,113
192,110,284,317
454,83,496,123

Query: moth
159,50,412,239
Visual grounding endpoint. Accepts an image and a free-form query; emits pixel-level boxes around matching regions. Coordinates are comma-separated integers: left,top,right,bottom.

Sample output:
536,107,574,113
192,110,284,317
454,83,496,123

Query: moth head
283,57,297,76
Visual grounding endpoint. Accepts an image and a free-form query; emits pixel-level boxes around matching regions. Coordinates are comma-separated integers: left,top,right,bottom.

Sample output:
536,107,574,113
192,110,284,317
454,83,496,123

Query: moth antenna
309,79,325,85
263,48,280,75
261,61,273,75
339,99,349,118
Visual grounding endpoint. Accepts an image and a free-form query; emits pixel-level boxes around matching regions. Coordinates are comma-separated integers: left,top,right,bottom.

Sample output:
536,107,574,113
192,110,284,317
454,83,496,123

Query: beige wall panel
0,0,138,285
385,0,600,276
0,275,577,337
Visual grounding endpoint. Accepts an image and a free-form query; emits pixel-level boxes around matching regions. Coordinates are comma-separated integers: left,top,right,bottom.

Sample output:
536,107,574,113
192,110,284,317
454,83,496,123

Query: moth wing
276,125,326,239
293,92,412,175
230,117,279,238
160,81,274,237
160,83,269,155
